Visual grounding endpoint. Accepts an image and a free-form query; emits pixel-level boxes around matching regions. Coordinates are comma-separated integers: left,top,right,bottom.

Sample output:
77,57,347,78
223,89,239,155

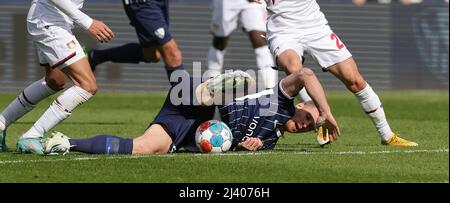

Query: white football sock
22,86,93,138
0,118,5,132
355,83,393,141
255,46,277,89
298,87,312,102
207,46,225,78
0,78,57,127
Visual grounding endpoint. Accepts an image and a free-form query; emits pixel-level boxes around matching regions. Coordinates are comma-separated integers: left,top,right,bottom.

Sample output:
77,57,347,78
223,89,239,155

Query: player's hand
316,112,340,142
248,0,264,4
237,137,263,151
88,19,114,43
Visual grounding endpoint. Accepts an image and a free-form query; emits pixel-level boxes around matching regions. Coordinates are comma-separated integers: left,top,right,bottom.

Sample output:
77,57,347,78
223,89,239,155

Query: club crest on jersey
66,40,76,50
155,28,165,39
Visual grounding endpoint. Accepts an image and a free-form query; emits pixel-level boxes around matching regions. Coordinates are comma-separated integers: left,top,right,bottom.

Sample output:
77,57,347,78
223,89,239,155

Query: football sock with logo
69,135,133,154
22,86,93,138
207,46,225,78
355,83,393,141
91,43,143,65
0,78,57,128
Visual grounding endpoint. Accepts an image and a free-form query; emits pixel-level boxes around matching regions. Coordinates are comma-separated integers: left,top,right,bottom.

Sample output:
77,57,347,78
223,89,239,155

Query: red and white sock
355,83,393,141
22,86,93,138
0,78,57,128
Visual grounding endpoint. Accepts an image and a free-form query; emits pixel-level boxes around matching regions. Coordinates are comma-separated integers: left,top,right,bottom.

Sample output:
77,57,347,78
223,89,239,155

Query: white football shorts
211,0,267,37
268,25,352,69
27,22,85,69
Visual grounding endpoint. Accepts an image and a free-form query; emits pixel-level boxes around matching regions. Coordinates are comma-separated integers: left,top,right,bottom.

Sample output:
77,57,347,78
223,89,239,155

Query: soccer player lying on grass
44,69,340,155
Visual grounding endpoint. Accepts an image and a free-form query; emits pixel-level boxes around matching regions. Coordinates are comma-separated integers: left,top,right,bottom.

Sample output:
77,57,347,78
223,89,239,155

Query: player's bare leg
132,124,173,154
157,39,183,68
156,39,185,83
276,49,312,101
328,57,417,146
18,58,97,154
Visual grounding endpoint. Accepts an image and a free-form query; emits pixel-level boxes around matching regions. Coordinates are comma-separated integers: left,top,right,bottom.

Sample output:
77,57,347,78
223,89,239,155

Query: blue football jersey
219,83,296,150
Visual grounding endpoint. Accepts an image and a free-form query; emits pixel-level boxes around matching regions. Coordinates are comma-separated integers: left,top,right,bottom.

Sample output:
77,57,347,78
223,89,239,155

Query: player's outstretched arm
281,68,340,140
48,0,114,43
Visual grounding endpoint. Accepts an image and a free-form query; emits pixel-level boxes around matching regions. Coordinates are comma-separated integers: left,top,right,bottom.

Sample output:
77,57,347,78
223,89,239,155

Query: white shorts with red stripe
268,25,352,69
27,22,85,68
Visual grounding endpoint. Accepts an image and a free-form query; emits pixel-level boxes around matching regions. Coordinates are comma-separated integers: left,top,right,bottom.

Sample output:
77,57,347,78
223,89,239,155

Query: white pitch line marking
0,149,447,165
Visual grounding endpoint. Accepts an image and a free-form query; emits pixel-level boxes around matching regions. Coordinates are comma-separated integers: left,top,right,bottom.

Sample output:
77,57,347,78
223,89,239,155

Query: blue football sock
166,65,185,86
91,43,143,66
69,135,133,154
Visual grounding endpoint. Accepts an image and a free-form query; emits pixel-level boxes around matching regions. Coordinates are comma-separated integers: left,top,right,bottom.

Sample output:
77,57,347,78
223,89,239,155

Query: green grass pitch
0,91,448,183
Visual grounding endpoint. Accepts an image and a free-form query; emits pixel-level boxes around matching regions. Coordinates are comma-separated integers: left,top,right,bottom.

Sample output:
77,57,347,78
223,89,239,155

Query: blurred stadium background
0,0,448,92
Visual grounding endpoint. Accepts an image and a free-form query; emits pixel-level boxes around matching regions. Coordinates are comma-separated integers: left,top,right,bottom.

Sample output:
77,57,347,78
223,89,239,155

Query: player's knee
163,48,183,67
345,77,366,93
45,77,66,91
279,54,303,73
78,82,98,95
295,68,315,81
84,86,97,95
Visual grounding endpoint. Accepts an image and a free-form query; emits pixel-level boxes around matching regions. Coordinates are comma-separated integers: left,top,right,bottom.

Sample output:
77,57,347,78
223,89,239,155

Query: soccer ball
195,120,233,153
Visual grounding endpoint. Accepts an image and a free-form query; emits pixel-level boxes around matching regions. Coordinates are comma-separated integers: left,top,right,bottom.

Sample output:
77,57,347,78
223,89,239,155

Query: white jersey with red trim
27,0,86,29
266,0,328,36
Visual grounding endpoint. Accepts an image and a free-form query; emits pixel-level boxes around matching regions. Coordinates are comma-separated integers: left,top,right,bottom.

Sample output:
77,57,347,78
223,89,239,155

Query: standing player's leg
17,30,98,154
328,58,417,146
0,67,66,152
131,0,186,79
87,1,164,71
247,30,277,89
241,4,277,89
18,58,97,154
304,29,417,146
207,36,230,78
87,43,162,71
207,0,240,78
269,37,312,102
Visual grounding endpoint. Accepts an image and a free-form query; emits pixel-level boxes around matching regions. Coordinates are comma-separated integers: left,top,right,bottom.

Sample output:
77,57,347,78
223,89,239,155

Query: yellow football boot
382,133,418,147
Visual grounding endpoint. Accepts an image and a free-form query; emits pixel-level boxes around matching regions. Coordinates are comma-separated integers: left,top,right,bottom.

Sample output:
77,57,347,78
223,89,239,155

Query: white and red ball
195,120,233,153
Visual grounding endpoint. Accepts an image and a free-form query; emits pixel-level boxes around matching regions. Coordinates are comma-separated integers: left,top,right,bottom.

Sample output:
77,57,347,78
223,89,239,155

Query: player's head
284,101,319,133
